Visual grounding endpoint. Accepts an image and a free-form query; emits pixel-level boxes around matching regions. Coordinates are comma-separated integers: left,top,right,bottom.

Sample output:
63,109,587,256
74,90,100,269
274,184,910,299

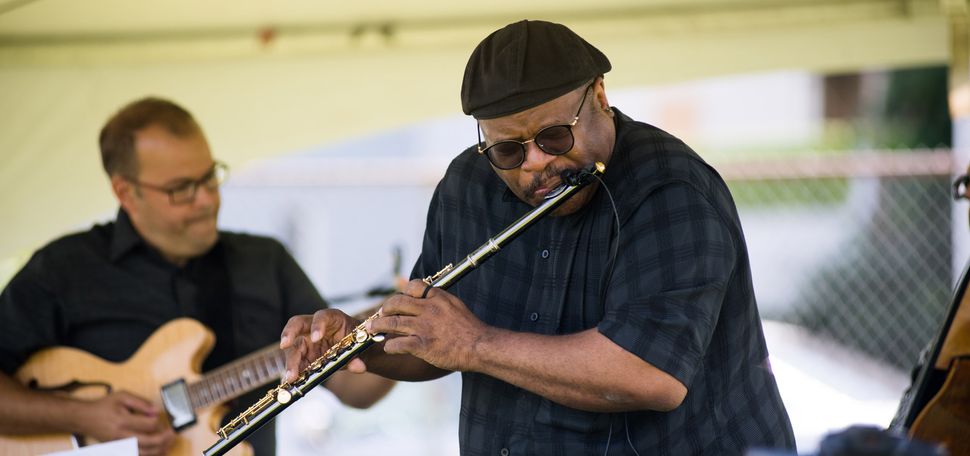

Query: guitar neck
186,302,386,410
189,345,284,409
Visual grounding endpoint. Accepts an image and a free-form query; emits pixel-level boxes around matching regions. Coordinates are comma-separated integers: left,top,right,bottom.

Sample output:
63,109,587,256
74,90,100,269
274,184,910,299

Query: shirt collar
109,208,224,267
109,208,144,262
501,186,519,202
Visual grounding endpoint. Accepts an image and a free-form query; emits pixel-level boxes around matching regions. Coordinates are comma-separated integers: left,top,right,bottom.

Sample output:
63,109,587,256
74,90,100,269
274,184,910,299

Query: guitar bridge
161,379,196,431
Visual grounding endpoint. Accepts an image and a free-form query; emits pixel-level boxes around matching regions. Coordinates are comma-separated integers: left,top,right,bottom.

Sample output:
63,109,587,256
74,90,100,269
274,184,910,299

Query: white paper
43,437,137,456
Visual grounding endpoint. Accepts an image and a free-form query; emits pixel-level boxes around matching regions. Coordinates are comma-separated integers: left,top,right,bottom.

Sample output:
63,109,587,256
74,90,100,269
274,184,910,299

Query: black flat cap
461,20,611,120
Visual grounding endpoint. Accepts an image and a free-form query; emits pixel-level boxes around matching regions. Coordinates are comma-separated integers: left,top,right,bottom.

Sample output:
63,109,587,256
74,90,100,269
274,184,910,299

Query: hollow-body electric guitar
0,318,285,456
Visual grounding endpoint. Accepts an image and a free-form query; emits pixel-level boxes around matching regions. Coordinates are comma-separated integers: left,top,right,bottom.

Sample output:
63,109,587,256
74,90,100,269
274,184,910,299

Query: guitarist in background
0,97,396,456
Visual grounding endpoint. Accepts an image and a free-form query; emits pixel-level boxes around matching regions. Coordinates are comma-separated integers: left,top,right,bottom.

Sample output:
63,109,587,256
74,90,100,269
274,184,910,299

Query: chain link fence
718,149,955,370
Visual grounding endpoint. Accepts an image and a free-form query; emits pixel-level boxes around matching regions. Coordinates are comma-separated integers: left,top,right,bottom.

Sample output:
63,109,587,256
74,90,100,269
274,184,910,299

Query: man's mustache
525,164,580,197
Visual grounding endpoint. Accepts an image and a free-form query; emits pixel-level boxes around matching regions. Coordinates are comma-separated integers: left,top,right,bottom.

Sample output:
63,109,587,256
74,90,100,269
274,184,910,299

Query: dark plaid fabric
412,108,795,455
0,209,327,456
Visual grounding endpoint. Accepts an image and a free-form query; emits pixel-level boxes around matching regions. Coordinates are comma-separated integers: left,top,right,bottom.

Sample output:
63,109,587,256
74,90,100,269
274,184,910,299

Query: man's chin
188,229,219,254
549,185,596,217
550,200,582,217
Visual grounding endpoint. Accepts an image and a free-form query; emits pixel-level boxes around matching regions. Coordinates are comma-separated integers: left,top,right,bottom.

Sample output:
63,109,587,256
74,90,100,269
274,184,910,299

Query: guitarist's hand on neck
0,373,176,456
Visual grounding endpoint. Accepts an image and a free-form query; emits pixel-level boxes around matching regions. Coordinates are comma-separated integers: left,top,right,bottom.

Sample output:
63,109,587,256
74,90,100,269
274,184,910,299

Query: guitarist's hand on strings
78,391,175,456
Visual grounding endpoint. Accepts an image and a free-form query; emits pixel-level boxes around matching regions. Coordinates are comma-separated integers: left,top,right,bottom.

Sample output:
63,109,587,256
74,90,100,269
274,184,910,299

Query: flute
203,161,605,456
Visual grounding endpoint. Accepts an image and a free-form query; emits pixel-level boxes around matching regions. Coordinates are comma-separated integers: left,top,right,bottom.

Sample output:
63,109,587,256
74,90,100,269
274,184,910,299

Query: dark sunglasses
477,83,594,170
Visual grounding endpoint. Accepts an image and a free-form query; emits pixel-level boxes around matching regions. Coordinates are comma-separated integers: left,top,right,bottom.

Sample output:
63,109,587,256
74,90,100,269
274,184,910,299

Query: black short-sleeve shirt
0,209,327,455
411,108,795,455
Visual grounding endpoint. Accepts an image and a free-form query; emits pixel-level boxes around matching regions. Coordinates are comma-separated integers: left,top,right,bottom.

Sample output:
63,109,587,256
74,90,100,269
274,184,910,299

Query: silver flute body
203,161,605,456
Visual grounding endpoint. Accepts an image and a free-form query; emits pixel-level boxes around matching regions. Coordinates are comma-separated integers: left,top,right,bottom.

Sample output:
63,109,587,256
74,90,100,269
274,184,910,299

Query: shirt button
530,312,539,322
500,449,510,456
540,249,550,259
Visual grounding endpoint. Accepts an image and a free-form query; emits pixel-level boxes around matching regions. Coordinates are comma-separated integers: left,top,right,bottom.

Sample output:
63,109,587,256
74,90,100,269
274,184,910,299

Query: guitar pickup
161,379,196,431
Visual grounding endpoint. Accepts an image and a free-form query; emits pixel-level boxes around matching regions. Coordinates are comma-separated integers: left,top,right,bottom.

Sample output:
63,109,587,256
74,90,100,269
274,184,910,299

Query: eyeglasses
955,172,970,201
127,161,228,205
477,83,594,170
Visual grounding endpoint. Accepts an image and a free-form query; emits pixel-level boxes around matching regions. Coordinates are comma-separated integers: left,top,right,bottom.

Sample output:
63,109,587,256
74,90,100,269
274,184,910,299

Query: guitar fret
221,371,231,399
274,353,284,375
228,366,240,395
183,345,285,411
201,382,211,407
223,372,232,399
256,360,268,380
203,380,214,406
213,374,224,402
241,367,253,390
190,387,201,409
187,384,198,408
195,381,208,408
226,369,236,394
221,370,232,398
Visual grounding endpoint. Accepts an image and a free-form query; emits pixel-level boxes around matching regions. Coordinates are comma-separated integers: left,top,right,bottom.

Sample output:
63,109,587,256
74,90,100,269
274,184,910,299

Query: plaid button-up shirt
412,108,795,455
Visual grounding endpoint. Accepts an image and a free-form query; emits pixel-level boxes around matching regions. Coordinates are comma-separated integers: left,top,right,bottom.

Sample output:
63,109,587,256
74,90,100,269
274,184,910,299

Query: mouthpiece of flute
561,162,605,186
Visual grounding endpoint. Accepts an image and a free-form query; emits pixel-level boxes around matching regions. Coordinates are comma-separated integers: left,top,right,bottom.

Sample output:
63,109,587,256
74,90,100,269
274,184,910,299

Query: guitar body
899,261,970,455
0,319,252,456
910,356,970,455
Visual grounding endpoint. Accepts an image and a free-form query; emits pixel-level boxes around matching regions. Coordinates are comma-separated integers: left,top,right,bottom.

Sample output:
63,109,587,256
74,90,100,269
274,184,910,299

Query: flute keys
424,263,454,285
276,389,292,404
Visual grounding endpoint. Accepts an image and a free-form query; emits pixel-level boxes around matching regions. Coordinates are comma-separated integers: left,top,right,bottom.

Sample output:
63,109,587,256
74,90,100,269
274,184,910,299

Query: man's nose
193,184,219,207
519,141,556,174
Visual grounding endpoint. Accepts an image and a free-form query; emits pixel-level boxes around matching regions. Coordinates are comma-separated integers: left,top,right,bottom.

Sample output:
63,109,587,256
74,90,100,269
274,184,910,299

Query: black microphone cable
562,164,637,456
585,169,635,456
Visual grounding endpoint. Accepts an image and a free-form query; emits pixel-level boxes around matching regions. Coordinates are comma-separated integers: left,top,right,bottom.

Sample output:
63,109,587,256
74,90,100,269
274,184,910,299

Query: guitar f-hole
26,378,112,395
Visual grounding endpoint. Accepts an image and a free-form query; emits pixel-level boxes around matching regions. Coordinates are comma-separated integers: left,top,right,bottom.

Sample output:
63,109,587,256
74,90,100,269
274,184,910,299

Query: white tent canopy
0,0,947,260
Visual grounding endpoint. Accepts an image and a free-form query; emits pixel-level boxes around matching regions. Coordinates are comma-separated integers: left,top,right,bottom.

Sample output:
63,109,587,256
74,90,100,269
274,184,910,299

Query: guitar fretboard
188,345,285,409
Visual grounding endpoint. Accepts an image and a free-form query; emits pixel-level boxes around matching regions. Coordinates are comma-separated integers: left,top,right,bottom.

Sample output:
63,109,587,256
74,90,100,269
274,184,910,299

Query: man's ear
593,77,611,112
111,175,136,213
